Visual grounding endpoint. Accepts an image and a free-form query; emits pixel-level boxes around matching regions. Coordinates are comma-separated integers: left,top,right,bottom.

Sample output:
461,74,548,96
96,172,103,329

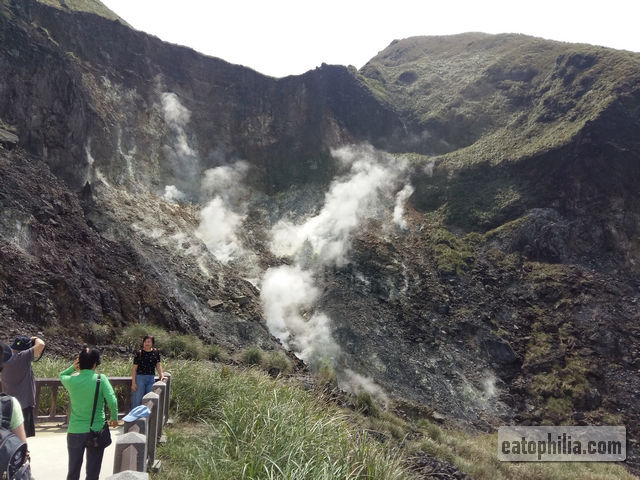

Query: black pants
66,432,106,480
22,406,35,437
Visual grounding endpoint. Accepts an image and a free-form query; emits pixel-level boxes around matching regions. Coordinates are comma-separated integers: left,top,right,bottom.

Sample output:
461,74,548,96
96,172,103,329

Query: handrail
35,376,135,423
32,374,172,478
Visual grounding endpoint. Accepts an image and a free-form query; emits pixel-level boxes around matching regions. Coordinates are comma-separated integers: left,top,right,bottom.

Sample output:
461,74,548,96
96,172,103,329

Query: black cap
10,336,33,351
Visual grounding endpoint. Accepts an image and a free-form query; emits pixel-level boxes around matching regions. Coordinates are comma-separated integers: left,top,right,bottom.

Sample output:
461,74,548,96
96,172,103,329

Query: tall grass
410,420,636,480
33,356,634,479
158,361,409,479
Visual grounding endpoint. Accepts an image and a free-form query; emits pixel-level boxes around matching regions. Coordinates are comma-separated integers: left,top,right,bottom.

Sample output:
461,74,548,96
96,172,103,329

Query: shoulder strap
89,376,101,431
0,394,13,430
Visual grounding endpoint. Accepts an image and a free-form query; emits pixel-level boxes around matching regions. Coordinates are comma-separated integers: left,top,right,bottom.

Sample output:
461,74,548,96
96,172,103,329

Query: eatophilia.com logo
498,426,626,461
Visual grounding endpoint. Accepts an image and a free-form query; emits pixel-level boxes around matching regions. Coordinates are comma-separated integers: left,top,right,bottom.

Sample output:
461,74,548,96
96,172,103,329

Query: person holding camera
59,347,118,480
0,336,45,437
0,342,27,443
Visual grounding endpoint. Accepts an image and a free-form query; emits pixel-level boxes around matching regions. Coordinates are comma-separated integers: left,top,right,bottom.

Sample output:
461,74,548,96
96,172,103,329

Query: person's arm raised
31,337,45,357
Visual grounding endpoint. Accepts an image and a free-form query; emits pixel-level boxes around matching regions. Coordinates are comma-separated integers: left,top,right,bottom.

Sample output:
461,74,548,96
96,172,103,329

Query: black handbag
85,377,112,449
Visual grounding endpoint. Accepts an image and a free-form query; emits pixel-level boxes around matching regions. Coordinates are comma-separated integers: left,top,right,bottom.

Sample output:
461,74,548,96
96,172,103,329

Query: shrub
164,334,205,360
89,322,111,344
205,344,224,361
353,391,382,418
240,346,264,365
118,324,169,351
263,350,293,374
316,359,338,388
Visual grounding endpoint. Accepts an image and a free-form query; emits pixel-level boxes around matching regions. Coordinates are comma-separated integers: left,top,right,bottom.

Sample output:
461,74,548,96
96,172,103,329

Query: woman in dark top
130,335,166,408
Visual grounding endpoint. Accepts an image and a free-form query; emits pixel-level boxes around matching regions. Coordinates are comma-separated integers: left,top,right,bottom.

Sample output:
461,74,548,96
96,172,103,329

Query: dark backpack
0,394,30,480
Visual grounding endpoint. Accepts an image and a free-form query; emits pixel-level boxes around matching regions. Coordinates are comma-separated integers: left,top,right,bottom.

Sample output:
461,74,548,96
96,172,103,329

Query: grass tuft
240,346,265,366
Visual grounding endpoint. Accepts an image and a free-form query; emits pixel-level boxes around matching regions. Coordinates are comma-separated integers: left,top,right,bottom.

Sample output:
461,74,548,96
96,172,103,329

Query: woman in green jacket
59,347,118,480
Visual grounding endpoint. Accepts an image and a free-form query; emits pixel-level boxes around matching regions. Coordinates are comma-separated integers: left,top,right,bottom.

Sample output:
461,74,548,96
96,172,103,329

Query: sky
100,0,639,78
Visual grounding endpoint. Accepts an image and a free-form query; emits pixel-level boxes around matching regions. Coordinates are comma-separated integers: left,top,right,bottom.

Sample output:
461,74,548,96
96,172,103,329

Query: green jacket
59,366,118,434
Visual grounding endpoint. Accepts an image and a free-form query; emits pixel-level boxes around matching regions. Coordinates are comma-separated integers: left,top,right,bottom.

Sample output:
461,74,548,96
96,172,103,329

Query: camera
11,336,34,351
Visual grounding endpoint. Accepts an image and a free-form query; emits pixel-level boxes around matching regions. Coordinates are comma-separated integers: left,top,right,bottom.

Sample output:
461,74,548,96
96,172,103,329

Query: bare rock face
0,128,17,148
0,148,279,352
2,1,640,473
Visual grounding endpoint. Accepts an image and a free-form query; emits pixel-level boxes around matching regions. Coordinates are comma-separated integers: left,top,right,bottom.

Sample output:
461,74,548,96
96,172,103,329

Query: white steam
393,184,414,229
161,92,191,125
160,92,199,187
260,265,339,363
261,144,413,398
340,369,389,406
162,185,185,203
423,160,435,177
195,197,245,263
161,93,195,159
482,374,497,399
159,93,250,264
270,144,410,267
201,161,250,205
260,265,318,346
196,161,251,264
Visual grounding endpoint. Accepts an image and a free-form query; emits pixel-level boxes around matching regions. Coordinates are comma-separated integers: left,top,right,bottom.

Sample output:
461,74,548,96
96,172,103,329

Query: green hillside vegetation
34,0,124,22
360,34,640,167
33,347,635,480
373,36,640,231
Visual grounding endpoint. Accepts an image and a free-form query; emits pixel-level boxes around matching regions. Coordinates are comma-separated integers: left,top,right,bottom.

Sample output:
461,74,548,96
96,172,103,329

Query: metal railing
33,375,172,478
35,377,136,423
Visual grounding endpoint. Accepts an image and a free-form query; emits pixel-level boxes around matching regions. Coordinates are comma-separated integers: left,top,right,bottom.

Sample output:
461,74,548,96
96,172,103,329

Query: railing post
106,471,149,479
112,432,147,474
51,385,58,421
141,391,160,470
162,373,171,425
151,381,166,440
124,417,148,438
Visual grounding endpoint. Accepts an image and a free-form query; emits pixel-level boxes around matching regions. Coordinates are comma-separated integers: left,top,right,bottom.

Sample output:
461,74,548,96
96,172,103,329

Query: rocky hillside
1,0,639,473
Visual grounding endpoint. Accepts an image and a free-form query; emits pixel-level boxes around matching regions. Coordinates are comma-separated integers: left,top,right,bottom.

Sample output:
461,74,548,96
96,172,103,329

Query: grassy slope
361,35,640,232
360,33,640,167
33,356,636,479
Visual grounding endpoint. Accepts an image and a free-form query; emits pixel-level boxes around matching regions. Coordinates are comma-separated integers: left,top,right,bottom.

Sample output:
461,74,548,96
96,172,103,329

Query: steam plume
261,144,411,400
393,184,414,229
340,369,390,406
201,161,250,206
270,144,410,266
163,185,185,203
160,92,199,188
196,161,251,264
259,265,338,362
195,197,244,263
